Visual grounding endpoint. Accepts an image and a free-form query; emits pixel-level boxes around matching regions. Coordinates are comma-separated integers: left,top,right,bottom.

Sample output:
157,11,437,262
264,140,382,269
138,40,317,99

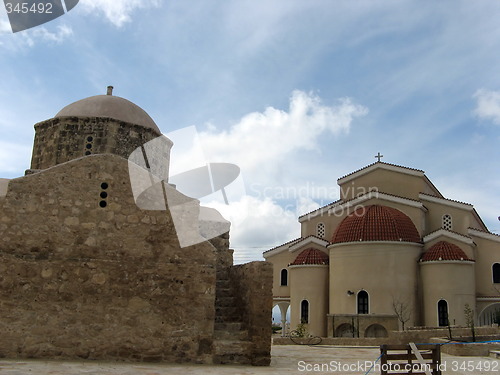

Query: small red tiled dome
421,241,473,262
332,205,421,244
290,248,329,266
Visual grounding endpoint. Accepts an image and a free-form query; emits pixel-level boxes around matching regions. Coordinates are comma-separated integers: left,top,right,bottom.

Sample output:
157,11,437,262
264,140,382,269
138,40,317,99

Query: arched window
316,222,326,238
438,300,449,327
301,300,309,324
442,214,452,231
493,263,500,284
357,290,369,314
280,269,288,286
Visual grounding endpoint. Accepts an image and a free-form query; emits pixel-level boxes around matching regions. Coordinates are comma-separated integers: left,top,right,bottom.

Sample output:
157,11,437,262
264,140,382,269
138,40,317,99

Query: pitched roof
421,241,474,262
337,161,425,182
289,248,329,266
263,237,302,254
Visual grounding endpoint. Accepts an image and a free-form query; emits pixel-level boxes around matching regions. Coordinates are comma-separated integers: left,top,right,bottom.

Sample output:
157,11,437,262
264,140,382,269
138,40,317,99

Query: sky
0,0,499,263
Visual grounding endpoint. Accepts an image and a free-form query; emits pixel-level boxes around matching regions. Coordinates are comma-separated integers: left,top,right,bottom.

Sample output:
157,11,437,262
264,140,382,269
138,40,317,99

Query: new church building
264,161,500,338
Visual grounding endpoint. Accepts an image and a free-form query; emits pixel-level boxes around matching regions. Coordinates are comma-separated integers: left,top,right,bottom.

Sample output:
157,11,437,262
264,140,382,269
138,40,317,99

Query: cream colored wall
421,200,472,236
266,250,293,298
471,235,500,297
339,169,424,201
420,262,475,326
289,265,329,337
301,211,348,239
329,242,422,326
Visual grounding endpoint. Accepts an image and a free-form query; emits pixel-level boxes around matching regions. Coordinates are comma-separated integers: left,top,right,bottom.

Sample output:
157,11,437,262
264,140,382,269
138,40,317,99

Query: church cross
375,152,384,162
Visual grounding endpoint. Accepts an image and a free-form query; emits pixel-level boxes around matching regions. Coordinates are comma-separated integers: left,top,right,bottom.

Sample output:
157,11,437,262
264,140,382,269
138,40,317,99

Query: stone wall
327,314,399,338
0,154,217,363
229,261,273,366
30,117,161,171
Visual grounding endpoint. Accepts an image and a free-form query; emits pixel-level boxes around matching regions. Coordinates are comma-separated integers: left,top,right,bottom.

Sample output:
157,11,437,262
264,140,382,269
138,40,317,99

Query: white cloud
0,18,11,35
0,23,73,50
31,24,73,43
79,0,161,27
473,89,500,125
199,90,368,173
166,90,366,261
206,195,300,264
0,142,32,175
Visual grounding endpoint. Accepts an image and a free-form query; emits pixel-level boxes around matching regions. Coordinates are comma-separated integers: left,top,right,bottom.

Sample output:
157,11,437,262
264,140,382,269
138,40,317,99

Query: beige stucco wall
301,213,346,241
338,168,424,201
329,242,422,326
266,250,292,298
420,261,475,326
420,200,472,236
471,235,500,297
289,265,329,337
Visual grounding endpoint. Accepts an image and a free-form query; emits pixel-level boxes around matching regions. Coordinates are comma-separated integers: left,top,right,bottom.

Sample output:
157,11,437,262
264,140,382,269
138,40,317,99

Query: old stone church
264,161,500,338
0,88,272,365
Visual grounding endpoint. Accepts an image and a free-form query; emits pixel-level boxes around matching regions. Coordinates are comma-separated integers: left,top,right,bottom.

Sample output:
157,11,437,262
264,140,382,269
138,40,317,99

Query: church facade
264,161,500,338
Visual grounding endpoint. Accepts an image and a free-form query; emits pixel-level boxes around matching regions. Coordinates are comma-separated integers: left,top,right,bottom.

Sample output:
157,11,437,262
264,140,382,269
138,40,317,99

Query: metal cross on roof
375,152,384,162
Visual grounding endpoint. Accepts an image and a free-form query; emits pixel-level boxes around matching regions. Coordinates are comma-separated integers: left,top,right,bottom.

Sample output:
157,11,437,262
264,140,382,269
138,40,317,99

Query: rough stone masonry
0,90,272,365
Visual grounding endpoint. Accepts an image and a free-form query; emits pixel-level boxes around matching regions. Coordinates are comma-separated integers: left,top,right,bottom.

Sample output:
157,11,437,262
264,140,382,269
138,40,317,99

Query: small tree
294,320,308,338
392,296,411,331
464,303,476,342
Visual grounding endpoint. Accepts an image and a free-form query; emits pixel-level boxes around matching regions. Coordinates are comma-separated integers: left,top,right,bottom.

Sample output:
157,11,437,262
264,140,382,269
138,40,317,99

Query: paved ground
0,345,498,374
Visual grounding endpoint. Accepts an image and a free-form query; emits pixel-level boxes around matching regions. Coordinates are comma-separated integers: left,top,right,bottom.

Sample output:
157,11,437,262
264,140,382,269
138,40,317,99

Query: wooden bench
379,344,441,375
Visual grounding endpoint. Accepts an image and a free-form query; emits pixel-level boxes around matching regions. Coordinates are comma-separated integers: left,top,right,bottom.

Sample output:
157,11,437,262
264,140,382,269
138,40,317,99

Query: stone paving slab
0,345,498,374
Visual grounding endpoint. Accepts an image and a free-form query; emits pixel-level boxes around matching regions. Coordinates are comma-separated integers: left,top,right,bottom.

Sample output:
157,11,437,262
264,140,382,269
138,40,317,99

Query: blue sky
1,1,499,263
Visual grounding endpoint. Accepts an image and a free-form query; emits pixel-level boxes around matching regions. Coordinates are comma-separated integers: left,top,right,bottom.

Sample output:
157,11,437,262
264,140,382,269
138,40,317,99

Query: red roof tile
332,205,421,244
421,241,473,262
289,248,329,266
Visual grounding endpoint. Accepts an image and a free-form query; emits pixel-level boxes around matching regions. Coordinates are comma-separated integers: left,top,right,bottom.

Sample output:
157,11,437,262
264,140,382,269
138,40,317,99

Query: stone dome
290,248,329,266
332,205,421,244
55,91,161,134
421,241,473,262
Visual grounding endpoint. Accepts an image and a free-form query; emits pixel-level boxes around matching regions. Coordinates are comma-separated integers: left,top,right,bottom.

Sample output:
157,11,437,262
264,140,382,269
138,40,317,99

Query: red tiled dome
290,248,329,266
421,241,473,262
332,205,421,244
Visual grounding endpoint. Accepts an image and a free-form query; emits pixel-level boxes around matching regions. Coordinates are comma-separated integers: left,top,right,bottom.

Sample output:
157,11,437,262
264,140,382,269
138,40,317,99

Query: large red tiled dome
290,248,329,266
421,241,473,262
332,205,421,244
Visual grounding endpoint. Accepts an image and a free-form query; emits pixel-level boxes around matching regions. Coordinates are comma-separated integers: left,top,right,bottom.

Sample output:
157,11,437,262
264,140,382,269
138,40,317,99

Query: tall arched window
357,291,369,314
316,222,326,238
493,263,500,284
301,300,309,323
280,269,288,286
438,300,449,327
442,214,452,231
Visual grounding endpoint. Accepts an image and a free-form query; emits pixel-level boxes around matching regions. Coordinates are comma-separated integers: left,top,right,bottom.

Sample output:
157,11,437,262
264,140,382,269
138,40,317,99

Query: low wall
431,336,500,357
274,326,500,356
